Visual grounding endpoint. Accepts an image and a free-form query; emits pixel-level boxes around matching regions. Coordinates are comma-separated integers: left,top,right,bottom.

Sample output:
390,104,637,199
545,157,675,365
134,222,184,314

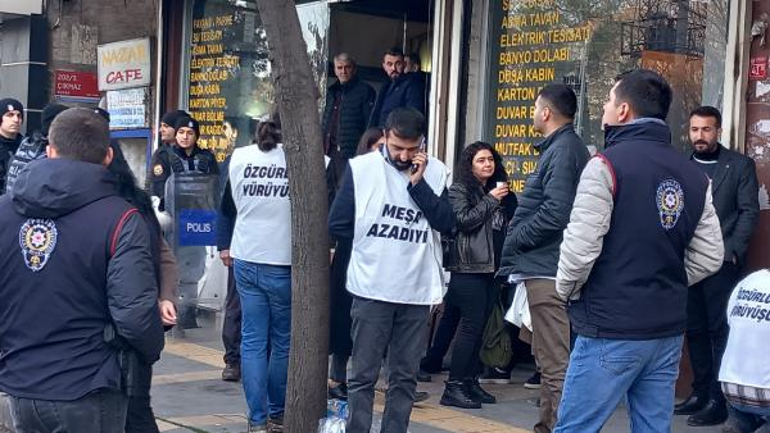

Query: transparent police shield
164,172,221,324
164,172,220,249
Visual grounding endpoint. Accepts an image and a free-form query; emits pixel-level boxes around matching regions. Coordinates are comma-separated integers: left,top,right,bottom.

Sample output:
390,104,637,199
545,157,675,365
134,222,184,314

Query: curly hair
454,141,508,190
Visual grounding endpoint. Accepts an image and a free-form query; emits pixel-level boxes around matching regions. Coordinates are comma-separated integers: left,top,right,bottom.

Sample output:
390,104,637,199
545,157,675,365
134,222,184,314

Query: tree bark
253,1,330,432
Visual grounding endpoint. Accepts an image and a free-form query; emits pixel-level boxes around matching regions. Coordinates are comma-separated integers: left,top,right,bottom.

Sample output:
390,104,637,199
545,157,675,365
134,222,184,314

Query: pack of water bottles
317,399,348,433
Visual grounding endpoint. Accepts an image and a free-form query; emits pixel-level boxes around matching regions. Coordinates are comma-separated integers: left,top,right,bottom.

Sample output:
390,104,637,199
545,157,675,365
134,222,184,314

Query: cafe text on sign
97,38,152,91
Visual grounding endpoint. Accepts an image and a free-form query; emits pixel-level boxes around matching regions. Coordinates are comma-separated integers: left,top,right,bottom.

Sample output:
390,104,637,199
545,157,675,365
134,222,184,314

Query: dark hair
384,46,404,58
257,111,282,152
455,141,508,189
690,106,722,128
538,84,577,119
48,107,110,164
613,69,673,121
385,108,425,140
356,128,384,156
408,53,421,65
108,141,162,283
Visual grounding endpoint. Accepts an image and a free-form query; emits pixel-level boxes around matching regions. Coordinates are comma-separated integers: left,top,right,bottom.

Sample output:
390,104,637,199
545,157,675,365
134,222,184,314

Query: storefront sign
751,57,768,80
97,38,152,91
106,88,148,129
483,0,592,192
54,70,99,99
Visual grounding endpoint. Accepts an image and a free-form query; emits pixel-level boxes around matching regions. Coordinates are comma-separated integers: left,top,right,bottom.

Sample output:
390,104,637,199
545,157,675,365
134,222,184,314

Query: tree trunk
253,1,330,432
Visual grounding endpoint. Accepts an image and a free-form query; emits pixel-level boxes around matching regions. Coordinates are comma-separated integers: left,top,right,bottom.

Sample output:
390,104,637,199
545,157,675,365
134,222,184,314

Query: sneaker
416,369,432,383
248,422,267,433
524,371,541,389
414,391,430,404
268,415,284,432
221,363,240,382
479,367,511,384
328,382,348,400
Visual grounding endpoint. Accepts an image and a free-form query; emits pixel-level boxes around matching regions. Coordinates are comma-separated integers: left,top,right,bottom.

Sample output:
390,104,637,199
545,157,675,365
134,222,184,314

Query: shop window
184,0,330,163
483,0,729,192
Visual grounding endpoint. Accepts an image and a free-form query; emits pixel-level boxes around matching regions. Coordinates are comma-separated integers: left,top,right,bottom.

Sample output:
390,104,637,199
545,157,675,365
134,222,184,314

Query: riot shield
164,173,220,329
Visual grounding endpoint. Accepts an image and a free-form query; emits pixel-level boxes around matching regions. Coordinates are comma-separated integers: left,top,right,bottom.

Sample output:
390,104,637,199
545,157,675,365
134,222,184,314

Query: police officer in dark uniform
149,116,218,331
149,116,219,209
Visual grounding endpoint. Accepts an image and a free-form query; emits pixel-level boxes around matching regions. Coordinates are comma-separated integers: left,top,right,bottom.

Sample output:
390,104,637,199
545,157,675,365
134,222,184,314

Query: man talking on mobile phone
329,108,455,433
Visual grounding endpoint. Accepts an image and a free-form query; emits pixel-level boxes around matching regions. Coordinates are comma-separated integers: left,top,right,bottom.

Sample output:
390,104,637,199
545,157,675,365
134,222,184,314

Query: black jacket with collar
498,124,590,278
691,146,759,266
322,76,376,158
445,181,517,273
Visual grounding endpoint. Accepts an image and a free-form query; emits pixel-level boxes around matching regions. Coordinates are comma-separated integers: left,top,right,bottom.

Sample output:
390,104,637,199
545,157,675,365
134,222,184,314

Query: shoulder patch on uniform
153,164,164,176
19,219,58,272
656,178,684,230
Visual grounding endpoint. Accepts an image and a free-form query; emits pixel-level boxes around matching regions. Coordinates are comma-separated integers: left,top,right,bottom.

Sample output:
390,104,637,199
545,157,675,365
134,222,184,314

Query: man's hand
489,184,509,201
219,249,233,267
159,300,177,326
410,152,428,185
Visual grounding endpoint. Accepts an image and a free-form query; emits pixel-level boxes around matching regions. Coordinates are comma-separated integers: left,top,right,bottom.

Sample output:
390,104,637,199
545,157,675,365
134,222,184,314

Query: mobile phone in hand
411,136,427,174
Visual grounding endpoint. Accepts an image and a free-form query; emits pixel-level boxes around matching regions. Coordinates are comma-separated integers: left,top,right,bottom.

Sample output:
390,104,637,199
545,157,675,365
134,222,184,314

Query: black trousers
126,360,159,433
11,390,128,433
686,263,739,402
444,273,496,381
222,266,242,366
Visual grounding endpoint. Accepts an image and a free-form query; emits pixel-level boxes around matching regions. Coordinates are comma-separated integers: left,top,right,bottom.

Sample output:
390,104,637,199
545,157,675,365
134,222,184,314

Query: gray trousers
347,297,429,433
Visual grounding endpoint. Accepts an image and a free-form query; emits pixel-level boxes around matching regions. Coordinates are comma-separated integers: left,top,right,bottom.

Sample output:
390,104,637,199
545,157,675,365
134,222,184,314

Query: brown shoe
221,363,240,382
268,415,284,432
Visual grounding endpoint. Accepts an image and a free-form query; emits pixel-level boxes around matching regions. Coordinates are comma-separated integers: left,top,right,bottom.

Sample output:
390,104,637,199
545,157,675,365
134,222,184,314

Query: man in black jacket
0,108,164,432
498,84,589,433
675,106,760,426
369,47,426,128
323,53,375,159
0,98,25,192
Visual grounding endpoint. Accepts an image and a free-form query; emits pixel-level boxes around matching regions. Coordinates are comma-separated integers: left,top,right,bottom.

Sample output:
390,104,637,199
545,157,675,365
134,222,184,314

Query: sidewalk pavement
0,312,728,433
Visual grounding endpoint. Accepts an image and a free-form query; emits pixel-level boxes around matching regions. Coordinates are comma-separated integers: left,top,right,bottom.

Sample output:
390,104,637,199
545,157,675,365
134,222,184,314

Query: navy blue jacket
0,159,164,400
569,121,709,340
368,74,426,128
498,124,590,278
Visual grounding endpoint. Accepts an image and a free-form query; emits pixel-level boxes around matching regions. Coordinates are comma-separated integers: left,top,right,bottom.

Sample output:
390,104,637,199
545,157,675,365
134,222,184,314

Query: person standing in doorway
369,48,426,128
674,106,759,427
497,84,590,433
330,108,455,433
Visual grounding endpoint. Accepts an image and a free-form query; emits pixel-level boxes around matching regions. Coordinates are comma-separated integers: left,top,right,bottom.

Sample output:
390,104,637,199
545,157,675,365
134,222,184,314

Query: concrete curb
0,393,13,432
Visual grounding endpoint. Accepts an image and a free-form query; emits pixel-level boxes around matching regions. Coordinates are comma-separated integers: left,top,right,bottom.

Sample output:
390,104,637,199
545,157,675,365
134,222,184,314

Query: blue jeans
554,334,683,433
234,260,292,425
726,401,770,432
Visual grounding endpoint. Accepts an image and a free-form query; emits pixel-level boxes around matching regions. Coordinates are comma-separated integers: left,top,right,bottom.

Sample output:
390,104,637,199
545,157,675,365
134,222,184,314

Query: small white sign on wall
97,38,152,91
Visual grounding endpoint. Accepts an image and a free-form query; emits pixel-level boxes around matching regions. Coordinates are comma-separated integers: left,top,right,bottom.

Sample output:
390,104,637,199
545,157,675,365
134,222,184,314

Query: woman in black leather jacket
433,141,517,409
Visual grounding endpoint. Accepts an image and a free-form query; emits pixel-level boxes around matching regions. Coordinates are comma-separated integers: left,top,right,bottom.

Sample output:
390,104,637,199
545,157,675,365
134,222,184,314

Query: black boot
674,393,709,415
464,378,497,404
687,399,728,426
440,381,481,409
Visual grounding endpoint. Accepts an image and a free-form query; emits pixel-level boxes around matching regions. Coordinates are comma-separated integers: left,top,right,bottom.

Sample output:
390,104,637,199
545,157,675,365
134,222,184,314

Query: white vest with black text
347,151,449,305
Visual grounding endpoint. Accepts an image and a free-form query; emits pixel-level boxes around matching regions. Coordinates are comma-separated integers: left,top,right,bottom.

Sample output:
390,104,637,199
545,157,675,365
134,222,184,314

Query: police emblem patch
18,219,58,272
153,164,164,176
656,179,684,230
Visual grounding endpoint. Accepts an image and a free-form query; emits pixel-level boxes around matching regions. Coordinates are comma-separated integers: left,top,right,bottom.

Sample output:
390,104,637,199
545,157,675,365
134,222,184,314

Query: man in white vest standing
329,108,455,433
